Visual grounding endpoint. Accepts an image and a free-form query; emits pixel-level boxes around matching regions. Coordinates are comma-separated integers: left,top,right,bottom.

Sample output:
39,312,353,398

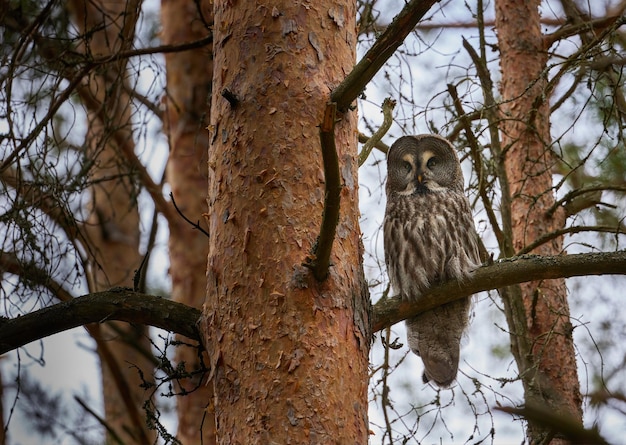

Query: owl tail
405,297,470,387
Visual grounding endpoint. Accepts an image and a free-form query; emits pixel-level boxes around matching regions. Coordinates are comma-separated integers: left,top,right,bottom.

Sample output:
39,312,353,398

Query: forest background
1,0,625,444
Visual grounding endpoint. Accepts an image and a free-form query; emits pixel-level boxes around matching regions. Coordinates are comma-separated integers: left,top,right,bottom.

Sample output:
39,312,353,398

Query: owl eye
401,161,412,173
426,157,437,169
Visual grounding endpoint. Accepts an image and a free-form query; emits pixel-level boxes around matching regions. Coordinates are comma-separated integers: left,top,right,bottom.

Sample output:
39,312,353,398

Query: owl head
386,134,464,195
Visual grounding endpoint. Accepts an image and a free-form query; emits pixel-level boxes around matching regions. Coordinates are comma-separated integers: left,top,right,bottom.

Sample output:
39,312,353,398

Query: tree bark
495,0,583,443
68,1,155,443
203,1,370,443
161,0,215,442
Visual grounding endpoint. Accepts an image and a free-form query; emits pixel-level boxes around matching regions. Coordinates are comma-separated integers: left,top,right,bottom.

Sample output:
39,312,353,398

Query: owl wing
383,199,432,300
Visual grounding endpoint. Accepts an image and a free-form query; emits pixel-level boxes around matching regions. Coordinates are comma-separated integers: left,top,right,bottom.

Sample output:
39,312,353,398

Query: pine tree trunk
203,1,370,443
495,0,582,443
68,1,155,443
161,0,215,442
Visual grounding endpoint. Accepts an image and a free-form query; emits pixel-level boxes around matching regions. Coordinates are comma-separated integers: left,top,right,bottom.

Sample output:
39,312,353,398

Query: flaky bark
495,0,582,443
68,1,154,443
161,0,215,442
203,1,370,443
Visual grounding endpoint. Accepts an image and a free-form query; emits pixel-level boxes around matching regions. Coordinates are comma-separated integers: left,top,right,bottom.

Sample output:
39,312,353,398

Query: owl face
386,135,464,195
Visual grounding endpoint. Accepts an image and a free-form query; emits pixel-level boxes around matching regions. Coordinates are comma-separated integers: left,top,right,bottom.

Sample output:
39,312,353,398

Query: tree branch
0,290,202,355
358,98,395,166
371,251,626,332
496,403,609,444
517,226,626,255
543,14,624,49
547,185,626,217
358,132,390,155
3,252,625,354
306,103,341,281
462,37,515,257
331,0,440,112
169,192,210,238
75,80,176,224
0,13,212,175
1,166,82,241
447,83,504,251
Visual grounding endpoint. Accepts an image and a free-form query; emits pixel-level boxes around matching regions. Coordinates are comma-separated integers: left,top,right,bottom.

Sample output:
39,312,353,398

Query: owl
383,134,481,387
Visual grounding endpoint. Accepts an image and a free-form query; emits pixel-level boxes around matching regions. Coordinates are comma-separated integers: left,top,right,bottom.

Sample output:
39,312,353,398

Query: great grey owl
383,134,481,387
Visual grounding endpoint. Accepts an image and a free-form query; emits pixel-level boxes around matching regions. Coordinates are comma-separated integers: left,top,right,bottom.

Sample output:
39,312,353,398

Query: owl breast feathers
383,134,481,387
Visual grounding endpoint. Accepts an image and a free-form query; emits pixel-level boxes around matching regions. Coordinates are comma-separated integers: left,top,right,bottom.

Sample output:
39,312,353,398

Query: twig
170,192,210,238
381,326,394,445
496,403,609,444
74,396,125,445
305,103,341,281
135,200,162,293
0,29,212,174
76,81,176,224
547,185,626,216
0,65,92,173
447,83,504,251
133,253,150,292
462,37,515,256
517,225,625,255
358,98,395,166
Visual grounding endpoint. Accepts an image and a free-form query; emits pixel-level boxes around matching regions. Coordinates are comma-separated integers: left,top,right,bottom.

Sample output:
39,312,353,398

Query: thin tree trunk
495,0,582,443
161,0,215,442
68,1,155,443
203,1,370,443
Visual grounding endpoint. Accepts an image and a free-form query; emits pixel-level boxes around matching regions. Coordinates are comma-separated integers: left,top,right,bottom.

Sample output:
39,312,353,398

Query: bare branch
358,98,395,166
447,83,504,252
496,403,609,444
372,251,626,332
331,0,440,112
462,37,515,257
305,103,341,281
0,64,92,173
547,185,626,217
543,13,624,49
358,132,389,155
0,251,76,302
0,290,202,355
75,80,176,224
169,192,210,238
2,252,625,354
517,226,626,255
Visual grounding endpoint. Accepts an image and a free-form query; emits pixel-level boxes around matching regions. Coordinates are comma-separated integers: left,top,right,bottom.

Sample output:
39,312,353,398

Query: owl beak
417,174,424,183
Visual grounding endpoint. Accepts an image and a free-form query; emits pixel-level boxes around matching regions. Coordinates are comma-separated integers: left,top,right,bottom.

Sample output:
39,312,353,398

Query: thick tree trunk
203,1,370,443
495,0,582,443
161,0,215,443
68,1,155,443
